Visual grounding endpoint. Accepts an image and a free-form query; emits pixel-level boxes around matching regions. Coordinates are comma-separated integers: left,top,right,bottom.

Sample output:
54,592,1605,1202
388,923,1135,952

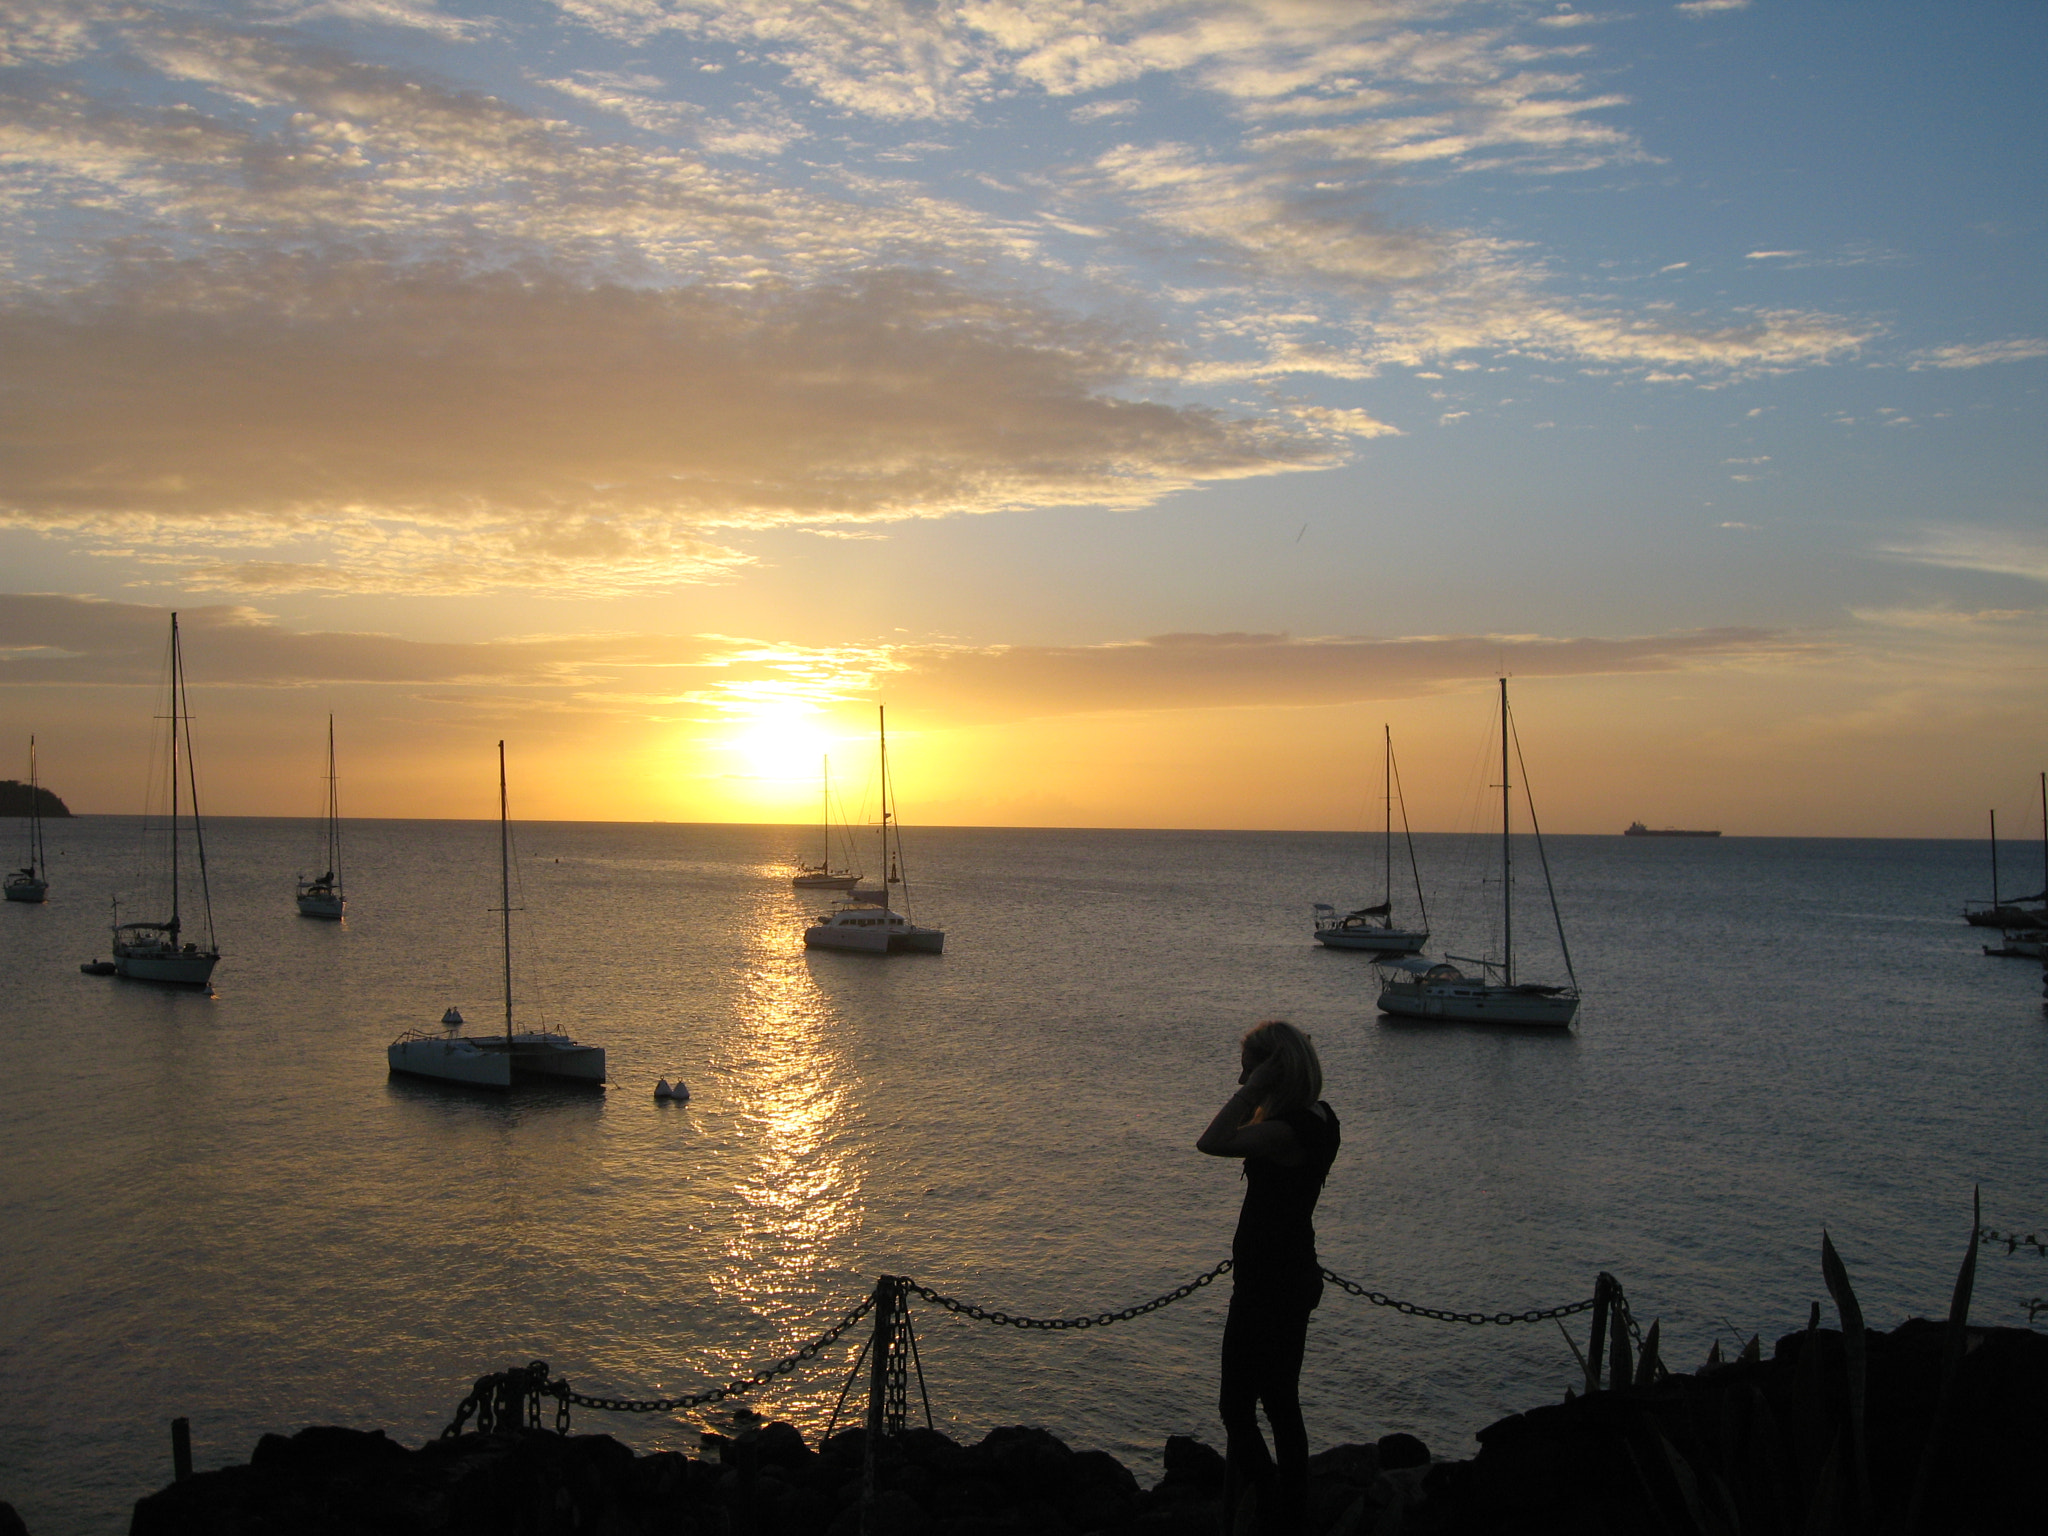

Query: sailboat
4,735,49,903
1373,678,1579,1027
295,714,346,918
109,614,220,986
386,742,606,1088
791,754,861,890
1962,774,2046,932
805,707,943,954
1314,725,1429,953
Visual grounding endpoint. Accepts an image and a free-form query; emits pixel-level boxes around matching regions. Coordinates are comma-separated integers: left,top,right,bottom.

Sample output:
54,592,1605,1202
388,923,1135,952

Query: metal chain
562,1293,878,1414
904,1260,1234,1330
1319,1266,1599,1326
1980,1226,2048,1257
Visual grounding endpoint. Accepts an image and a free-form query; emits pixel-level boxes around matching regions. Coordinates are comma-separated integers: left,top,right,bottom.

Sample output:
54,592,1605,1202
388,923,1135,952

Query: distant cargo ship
1624,821,1720,837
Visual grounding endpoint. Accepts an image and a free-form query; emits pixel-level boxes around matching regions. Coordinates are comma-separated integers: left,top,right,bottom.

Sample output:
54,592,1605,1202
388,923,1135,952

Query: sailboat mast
821,754,831,869
1382,724,1393,912
2038,772,2046,899
500,740,513,1043
325,714,340,880
1990,810,2000,906
27,735,43,877
168,614,182,939
1499,677,1512,987
877,706,889,882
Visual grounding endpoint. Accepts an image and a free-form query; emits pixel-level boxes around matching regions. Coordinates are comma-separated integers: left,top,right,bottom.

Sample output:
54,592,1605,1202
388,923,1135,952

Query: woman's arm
1196,1059,1303,1163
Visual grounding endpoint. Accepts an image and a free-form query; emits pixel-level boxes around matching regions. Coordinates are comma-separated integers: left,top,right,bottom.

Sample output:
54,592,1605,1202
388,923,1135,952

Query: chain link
1319,1266,1598,1326
1980,1226,2048,1257
561,1293,878,1414
904,1260,1234,1330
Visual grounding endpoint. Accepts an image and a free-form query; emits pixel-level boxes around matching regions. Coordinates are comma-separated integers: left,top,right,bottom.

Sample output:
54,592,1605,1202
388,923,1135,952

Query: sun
725,709,832,781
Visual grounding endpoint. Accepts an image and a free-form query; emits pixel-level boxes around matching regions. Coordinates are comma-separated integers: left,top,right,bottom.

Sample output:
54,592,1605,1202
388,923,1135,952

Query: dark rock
1158,1436,1226,1494
0,1502,27,1536
1374,1434,1428,1473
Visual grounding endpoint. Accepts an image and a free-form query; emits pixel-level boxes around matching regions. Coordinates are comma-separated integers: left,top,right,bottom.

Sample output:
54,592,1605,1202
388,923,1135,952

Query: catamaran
386,742,606,1088
792,754,862,890
805,707,943,954
4,735,49,903
295,714,347,918
1314,725,1429,954
1374,678,1579,1027
109,614,221,986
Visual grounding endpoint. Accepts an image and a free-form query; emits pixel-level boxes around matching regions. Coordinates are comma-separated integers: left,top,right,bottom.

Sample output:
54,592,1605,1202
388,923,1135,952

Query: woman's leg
1219,1291,1275,1532
1257,1302,1314,1536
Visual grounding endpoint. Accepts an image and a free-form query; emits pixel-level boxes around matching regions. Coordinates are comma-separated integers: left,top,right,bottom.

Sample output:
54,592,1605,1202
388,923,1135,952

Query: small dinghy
655,1078,691,1102
80,959,117,975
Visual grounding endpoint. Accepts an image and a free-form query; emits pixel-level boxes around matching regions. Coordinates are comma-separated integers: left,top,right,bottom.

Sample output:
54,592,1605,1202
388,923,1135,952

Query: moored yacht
1374,678,1579,1029
804,706,942,955
4,735,49,903
109,615,220,987
387,742,605,1088
295,714,347,918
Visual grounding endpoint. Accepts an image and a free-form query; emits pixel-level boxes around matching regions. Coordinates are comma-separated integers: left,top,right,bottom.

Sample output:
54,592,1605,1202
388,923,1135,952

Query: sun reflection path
709,910,863,1338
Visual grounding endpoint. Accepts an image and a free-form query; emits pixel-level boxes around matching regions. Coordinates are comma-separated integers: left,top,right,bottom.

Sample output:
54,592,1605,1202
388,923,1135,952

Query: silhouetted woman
1196,1021,1340,1536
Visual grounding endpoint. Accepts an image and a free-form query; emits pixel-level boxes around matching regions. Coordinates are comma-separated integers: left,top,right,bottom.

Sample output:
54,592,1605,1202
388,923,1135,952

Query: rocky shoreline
4,1314,2022,1535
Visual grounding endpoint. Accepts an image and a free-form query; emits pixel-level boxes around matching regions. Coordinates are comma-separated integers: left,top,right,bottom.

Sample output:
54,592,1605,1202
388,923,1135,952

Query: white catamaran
295,714,347,918
1374,678,1580,1027
791,754,862,890
1314,725,1430,954
387,742,606,1088
110,614,221,986
805,707,943,955
4,735,50,903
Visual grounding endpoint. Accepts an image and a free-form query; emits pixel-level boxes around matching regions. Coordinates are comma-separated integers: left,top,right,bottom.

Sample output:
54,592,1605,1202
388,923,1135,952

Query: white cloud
1907,338,2048,370
1676,0,1750,15
0,256,1334,594
1874,527,2048,585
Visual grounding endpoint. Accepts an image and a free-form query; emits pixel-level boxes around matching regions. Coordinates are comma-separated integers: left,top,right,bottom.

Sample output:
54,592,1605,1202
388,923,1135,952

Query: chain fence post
170,1417,192,1482
1586,1274,1612,1393
860,1274,901,1536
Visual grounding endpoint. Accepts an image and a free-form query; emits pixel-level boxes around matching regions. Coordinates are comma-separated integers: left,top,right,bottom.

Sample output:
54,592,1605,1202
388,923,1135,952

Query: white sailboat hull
804,905,945,954
388,1032,607,1087
113,946,220,986
792,873,860,890
295,890,345,918
4,876,47,903
1315,925,1429,953
1375,975,1578,1027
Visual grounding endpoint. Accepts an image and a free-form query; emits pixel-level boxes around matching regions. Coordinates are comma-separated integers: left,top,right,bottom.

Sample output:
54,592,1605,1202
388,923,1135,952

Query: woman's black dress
1220,1102,1340,1533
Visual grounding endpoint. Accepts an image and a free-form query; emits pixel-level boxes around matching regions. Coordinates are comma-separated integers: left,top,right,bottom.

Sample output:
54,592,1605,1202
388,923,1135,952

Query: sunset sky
1,0,2042,835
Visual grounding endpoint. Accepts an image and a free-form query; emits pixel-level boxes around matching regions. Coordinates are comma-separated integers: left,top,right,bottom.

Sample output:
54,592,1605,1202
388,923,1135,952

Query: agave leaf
1738,1334,1761,1366
1905,1188,1984,1535
1558,1316,1590,1389
1799,1431,1842,1536
1655,1425,1728,1536
1703,1338,1723,1373
1635,1318,1664,1390
1610,1299,1635,1393
1819,1231,1870,1519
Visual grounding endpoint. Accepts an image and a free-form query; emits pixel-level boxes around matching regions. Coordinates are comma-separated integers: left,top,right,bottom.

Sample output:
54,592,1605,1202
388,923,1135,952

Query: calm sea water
2,817,2044,1535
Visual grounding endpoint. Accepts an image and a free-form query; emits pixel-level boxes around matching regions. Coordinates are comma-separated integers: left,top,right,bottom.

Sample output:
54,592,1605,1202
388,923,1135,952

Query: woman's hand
1241,1053,1283,1096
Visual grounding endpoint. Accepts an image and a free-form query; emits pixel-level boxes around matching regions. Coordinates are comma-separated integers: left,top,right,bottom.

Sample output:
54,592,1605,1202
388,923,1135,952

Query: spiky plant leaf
1819,1231,1870,1519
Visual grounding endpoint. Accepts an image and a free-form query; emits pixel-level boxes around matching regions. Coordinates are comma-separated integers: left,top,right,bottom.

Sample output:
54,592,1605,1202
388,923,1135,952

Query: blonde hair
1242,1019,1322,1122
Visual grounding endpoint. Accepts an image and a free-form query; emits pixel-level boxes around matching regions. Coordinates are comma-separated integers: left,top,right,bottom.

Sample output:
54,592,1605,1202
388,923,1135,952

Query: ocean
2,817,2043,1535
